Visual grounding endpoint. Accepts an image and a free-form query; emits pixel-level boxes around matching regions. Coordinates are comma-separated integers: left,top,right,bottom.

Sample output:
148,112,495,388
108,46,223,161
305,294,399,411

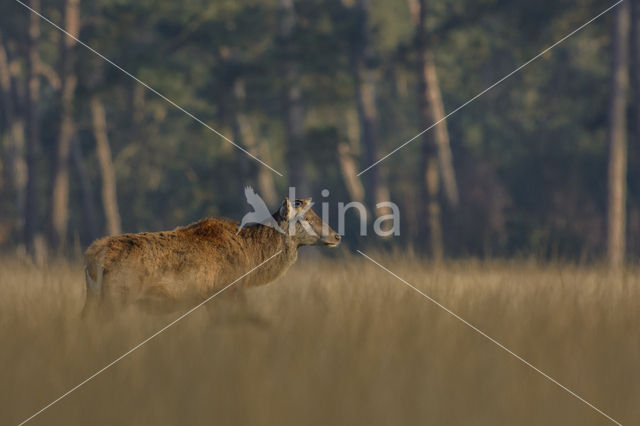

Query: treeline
0,0,638,264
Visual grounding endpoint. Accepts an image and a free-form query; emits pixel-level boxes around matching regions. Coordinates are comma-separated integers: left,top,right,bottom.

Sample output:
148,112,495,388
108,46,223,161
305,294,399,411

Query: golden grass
0,252,638,425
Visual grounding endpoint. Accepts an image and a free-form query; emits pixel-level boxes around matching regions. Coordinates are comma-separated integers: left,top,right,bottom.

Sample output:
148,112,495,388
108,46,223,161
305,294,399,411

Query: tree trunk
71,138,99,243
422,51,458,207
0,33,27,234
337,109,367,206
422,142,443,260
412,0,445,260
50,0,80,251
338,141,366,205
23,0,41,253
348,0,391,220
607,0,631,270
632,0,640,196
354,61,380,208
279,0,308,195
233,78,278,207
91,96,122,236
408,0,458,208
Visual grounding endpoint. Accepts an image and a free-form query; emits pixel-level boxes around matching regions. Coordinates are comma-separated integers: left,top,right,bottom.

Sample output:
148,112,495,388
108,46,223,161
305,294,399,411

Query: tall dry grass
0,252,638,425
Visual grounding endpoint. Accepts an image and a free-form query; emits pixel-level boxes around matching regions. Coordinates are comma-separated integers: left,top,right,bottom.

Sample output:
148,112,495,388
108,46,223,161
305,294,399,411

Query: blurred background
0,0,637,264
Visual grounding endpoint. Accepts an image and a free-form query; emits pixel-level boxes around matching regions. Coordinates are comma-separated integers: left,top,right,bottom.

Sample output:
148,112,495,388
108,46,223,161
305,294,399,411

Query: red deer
82,197,340,318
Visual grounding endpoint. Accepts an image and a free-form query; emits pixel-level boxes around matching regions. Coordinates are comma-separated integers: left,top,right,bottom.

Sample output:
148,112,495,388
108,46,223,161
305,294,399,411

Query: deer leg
207,286,269,327
135,285,179,315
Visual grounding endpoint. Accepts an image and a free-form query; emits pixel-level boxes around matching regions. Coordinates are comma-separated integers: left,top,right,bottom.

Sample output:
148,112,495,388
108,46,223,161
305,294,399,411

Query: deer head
277,197,341,247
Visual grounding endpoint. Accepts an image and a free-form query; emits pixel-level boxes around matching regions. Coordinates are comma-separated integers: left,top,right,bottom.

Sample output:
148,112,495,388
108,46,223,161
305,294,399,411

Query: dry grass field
0,252,638,425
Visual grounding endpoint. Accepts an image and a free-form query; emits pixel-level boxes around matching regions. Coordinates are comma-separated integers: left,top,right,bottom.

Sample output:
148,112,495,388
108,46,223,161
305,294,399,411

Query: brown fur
82,198,340,317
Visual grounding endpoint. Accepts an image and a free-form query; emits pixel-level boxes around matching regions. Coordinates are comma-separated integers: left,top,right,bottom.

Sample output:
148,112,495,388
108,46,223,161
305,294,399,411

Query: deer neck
241,223,297,261
237,224,298,286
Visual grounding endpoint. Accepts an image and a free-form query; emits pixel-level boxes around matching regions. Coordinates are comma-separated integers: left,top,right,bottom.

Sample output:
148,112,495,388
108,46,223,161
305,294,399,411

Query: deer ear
279,197,295,221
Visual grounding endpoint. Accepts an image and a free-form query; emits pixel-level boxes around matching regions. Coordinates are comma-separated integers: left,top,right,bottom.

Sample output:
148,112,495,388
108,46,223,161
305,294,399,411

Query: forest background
0,0,637,266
